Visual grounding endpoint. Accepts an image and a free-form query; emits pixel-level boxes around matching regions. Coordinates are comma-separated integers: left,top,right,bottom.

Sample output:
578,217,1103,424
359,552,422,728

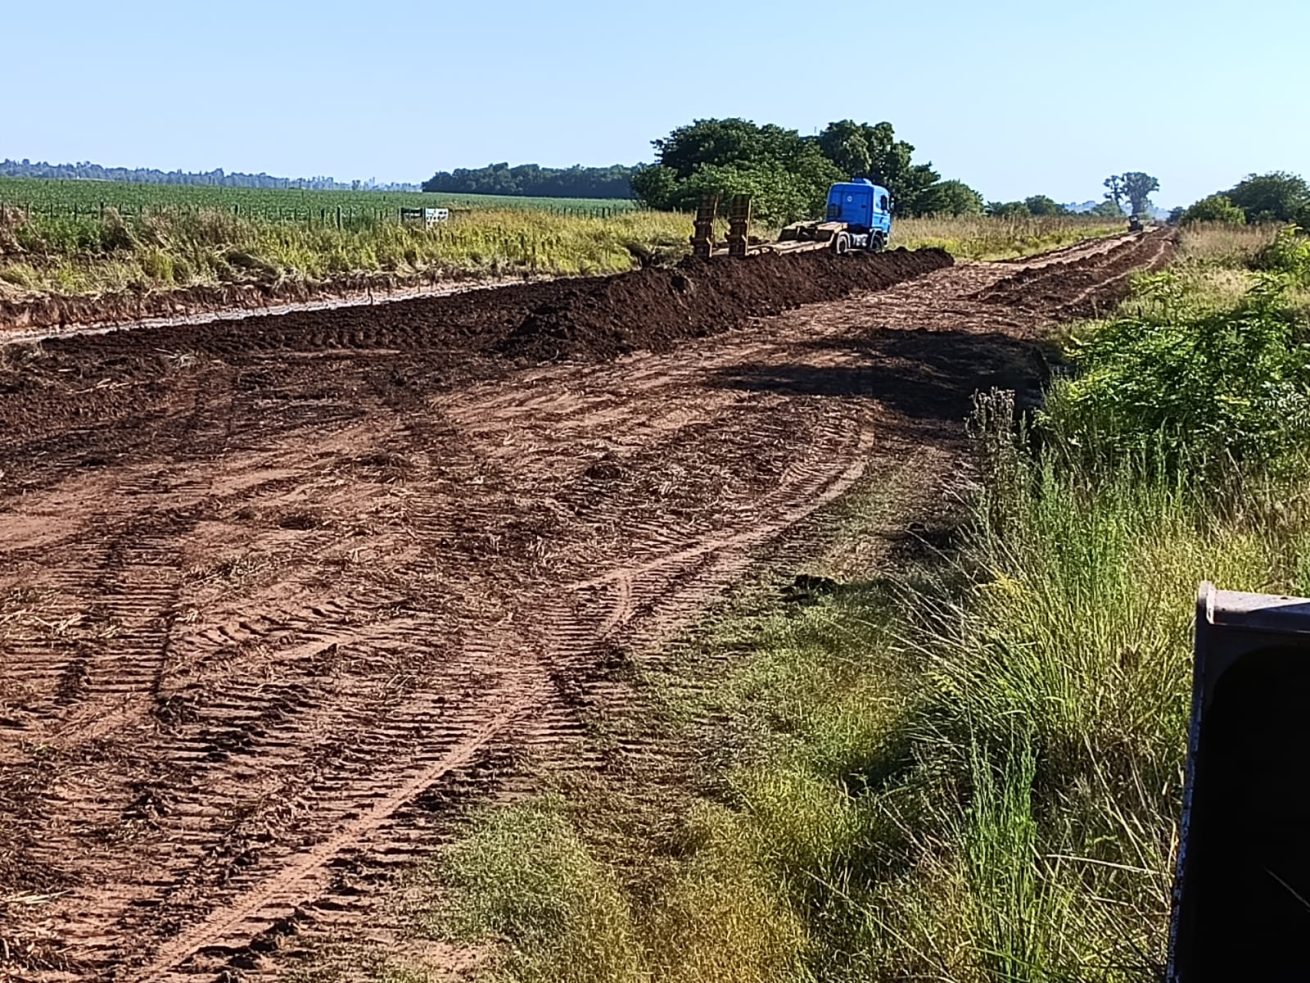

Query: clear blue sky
7,0,1307,206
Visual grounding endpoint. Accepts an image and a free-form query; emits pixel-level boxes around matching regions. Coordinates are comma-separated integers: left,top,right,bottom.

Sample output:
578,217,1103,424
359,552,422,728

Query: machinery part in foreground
727,194,751,259
1168,582,1310,982
691,195,718,259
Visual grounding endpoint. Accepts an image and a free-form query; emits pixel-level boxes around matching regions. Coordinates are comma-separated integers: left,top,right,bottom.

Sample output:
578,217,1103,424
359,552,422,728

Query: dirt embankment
3,247,952,370
498,248,953,362
0,245,953,343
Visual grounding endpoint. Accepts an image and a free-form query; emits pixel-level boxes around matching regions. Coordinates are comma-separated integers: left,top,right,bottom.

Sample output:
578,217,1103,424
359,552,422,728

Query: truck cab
775,178,895,253
824,179,893,250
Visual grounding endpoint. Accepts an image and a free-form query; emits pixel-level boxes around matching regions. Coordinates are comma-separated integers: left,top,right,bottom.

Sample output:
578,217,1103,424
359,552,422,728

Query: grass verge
892,213,1126,261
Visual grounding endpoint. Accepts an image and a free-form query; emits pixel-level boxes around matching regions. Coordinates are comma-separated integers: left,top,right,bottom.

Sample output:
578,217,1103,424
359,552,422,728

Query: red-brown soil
0,230,1173,981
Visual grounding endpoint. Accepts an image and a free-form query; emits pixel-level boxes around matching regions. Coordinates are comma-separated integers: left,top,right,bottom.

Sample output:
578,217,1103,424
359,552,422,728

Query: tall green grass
892,213,1124,260
0,206,695,296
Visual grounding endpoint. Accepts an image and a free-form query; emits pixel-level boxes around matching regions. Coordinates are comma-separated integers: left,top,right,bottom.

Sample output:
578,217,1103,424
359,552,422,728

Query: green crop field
0,177,641,223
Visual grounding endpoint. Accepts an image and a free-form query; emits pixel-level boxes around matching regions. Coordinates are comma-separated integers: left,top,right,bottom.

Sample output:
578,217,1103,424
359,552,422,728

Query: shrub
1182,194,1246,226
1253,227,1310,285
1043,273,1310,475
1224,171,1310,224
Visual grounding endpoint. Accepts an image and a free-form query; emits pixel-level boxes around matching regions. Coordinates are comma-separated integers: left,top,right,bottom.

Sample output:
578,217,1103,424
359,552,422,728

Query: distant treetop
421,163,638,199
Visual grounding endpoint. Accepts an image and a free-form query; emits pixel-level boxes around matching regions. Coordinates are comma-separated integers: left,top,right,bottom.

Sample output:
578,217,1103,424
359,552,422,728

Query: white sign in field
399,207,450,227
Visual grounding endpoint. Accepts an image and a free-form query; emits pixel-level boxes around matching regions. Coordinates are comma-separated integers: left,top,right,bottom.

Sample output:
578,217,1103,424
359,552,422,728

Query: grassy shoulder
0,208,694,298
372,223,1310,983
0,206,1124,309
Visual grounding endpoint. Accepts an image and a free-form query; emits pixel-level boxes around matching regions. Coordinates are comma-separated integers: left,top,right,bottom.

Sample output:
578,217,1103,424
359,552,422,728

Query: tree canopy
1023,195,1067,216
631,117,959,224
1103,172,1159,217
1122,172,1160,216
1222,172,1310,224
815,120,940,213
631,118,840,224
422,163,636,198
915,179,985,216
1181,195,1247,225
1090,199,1125,218
1103,175,1124,211
987,200,1031,217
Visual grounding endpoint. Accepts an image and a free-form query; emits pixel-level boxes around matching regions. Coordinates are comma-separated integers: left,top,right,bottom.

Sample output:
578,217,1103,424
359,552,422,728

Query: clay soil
0,230,1174,981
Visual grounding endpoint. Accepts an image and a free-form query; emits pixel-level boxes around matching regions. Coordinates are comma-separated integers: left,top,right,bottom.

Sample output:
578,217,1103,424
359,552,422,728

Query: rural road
0,230,1174,981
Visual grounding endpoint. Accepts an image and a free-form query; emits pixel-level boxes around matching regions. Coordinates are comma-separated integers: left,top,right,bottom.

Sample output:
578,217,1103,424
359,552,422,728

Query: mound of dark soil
498,248,954,363
8,248,952,387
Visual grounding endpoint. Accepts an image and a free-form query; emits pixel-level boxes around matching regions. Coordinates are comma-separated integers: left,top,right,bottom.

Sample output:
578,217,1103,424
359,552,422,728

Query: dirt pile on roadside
15,249,952,384
498,247,953,362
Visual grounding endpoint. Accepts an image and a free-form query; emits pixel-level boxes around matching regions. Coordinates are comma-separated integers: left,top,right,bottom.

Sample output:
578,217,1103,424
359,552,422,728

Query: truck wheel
834,233,850,255
868,232,886,253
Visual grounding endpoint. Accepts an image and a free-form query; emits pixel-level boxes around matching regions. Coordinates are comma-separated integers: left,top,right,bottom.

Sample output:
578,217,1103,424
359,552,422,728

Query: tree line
626,119,1162,225
421,163,637,199
984,173,1162,219
1179,172,1310,227
0,159,418,192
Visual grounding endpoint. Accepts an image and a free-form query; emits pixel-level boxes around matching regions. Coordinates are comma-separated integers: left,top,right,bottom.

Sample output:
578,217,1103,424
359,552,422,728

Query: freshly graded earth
0,230,1174,981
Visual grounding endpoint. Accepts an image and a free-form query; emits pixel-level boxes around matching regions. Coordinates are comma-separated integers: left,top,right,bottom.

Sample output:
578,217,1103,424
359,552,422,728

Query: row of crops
0,178,643,224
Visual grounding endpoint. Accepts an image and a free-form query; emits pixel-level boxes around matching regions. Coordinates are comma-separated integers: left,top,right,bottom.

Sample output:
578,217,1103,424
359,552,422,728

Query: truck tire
834,232,850,255
868,232,886,253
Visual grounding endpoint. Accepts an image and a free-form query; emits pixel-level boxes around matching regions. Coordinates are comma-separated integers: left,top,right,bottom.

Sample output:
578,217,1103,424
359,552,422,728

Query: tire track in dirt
0,235,1170,981
975,227,1176,316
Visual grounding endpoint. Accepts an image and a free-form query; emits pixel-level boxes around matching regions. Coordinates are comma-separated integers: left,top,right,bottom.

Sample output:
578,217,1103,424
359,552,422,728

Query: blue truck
777,179,894,254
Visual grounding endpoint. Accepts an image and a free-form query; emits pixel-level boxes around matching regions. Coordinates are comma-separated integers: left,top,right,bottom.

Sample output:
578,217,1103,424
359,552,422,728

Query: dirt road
0,230,1174,981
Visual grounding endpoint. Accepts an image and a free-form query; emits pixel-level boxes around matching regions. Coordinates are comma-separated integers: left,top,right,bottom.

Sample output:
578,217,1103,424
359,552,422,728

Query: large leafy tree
1103,175,1124,211
648,119,805,181
633,117,942,223
1023,195,1067,216
631,118,841,224
1120,172,1160,216
987,200,1031,217
1222,172,1310,223
816,120,876,177
915,179,985,216
1182,195,1247,225
818,120,940,214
